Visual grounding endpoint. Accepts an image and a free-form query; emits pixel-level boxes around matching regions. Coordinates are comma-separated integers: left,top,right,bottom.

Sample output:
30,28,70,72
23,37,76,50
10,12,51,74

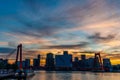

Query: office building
45,53,54,70
103,58,112,71
73,57,79,70
55,51,72,69
80,55,86,68
33,59,40,67
25,59,30,68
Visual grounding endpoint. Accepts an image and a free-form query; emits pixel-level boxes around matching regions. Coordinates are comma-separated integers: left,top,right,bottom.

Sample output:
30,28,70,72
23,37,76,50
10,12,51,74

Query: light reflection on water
29,71,120,80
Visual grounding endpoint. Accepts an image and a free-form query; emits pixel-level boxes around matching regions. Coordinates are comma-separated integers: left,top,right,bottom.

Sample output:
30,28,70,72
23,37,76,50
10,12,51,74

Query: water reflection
30,71,120,80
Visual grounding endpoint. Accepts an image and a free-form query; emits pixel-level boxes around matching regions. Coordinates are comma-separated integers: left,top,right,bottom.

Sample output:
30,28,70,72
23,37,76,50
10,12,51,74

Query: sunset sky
0,0,120,65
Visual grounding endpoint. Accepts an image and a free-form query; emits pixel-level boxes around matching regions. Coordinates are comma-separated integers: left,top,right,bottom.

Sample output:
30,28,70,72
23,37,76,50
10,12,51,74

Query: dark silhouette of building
81,55,86,60
38,55,40,60
79,55,86,70
55,51,72,70
38,54,41,66
45,53,54,70
4,59,8,66
25,59,30,68
0,59,8,69
33,54,41,69
74,57,79,62
73,57,79,70
33,59,40,67
103,58,112,71
85,58,94,69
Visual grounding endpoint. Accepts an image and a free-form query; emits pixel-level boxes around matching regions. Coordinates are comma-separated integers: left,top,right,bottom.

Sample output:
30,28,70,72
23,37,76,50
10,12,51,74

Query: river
28,71,120,80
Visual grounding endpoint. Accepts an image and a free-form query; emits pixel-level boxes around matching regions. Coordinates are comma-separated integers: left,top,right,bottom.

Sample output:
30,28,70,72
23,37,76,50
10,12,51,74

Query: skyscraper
33,54,41,69
25,59,30,68
55,51,72,70
45,53,54,70
73,57,79,70
38,55,41,60
81,55,86,60
33,59,40,67
103,58,112,71
80,55,86,69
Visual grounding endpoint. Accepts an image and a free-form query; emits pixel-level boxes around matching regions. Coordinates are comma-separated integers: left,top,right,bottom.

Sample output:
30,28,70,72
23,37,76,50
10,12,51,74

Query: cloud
63,0,120,34
8,41,18,48
43,42,89,49
106,45,120,52
79,50,97,54
0,42,8,46
88,33,116,42
1,0,120,53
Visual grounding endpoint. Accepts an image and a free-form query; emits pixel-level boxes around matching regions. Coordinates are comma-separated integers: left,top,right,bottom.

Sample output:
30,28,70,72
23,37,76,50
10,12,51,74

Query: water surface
29,71,120,80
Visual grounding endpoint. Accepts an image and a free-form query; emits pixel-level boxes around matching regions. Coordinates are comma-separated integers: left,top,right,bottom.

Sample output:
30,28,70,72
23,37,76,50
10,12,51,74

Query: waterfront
28,71,120,80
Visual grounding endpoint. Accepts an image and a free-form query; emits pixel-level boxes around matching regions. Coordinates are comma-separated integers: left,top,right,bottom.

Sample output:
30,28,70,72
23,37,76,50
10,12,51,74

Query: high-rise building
45,53,54,70
38,54,41,66
38,55,41,60
80,55,86,68
103,58,111,67
63,51,68,55
33,59,40,67
0,59,8,69
33,54,41,68
74,57,79,62
55,51,72,70
86,58,94,69
81,55,86,60
25,59,30,68
73,57,79,70
103,58,112,71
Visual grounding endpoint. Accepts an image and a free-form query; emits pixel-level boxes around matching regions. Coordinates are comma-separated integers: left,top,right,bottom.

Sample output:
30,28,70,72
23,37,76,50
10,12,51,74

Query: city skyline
0,51,114,71
5,51,120,66
0,0,120,64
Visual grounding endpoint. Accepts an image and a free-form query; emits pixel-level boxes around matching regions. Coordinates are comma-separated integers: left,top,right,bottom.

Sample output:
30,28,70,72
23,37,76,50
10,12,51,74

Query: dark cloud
1,0,120,53
72,50,96,54
106,45,120,52
9,0,85,39
72,50,102,54
12,10,74,39
79,50,97,53
5,0,117,40
88,33,116,42
43,42,89,49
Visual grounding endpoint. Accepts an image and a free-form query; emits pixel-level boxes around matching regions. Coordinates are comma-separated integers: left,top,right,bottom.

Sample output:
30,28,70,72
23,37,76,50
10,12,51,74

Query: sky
0,0,120,64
